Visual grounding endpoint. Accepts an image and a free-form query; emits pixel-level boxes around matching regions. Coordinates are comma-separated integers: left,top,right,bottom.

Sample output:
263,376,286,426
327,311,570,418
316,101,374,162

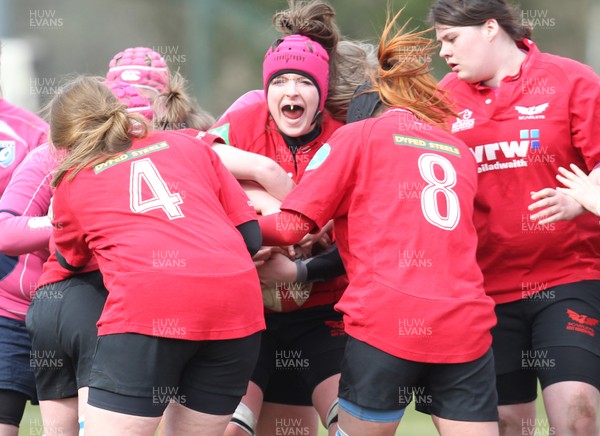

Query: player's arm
212,143,295,201
236,220,262,257
257,244,345,285
239,180,283,216
0,213,52,256
259,211,316,246
0,145,55,255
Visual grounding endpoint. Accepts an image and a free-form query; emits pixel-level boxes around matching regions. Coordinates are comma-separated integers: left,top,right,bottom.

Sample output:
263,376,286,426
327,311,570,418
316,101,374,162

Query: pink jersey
52,130,265,340
0,141,52,320
280,108,496,363
0,99,48,193
440,39,600,304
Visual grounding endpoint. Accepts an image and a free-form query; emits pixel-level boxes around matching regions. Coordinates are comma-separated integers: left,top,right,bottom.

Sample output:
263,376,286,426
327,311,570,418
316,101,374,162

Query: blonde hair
372,11,456,128
50,76,148,187
153,71,215,131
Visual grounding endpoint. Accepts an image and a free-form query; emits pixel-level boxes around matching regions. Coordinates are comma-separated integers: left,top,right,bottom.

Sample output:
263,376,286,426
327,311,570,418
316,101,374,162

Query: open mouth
282,104,305,120
448,62,458,71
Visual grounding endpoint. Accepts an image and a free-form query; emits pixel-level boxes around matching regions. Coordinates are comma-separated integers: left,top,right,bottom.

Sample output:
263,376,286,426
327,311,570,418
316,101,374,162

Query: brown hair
152,71,215,131
50,76,148,187
273,0,377,122
372,11,456,128
327,40,378,122
428,0,532,41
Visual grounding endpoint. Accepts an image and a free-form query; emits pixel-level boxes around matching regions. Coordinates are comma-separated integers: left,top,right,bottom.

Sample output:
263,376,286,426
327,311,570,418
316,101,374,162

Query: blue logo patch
306,144,331,171
0,141,16,168
520,129,540,150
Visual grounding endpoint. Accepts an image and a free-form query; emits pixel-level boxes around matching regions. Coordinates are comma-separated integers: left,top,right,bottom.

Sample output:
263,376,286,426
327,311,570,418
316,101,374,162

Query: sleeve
280,124,363,228
0,144,55,255
235,220,262,256
207,145,258,226
295,244,345,283
568,64,600,170
51,181,92,271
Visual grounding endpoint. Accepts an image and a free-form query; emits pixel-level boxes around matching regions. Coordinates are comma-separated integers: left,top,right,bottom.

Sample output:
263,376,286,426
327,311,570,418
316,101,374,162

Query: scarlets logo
566,308,599,337
324,320,345,337
515,103,549,120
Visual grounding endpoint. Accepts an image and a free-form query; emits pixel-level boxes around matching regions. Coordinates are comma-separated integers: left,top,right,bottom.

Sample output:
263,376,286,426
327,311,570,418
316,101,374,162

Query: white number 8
418,153,460,230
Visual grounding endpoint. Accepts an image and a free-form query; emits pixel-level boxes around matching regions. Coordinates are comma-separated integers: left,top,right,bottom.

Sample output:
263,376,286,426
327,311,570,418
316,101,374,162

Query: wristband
294,259,308,283
596,198,600,217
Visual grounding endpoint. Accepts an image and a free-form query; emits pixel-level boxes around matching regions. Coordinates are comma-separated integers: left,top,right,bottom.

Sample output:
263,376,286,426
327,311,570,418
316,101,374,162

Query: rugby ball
262,282,313,312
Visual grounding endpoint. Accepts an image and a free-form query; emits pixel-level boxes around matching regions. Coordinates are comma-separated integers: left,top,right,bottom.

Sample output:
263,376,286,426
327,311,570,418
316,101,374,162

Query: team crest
515,103,549,120
306,143,330,171
0,141,16,168
451,109,475,133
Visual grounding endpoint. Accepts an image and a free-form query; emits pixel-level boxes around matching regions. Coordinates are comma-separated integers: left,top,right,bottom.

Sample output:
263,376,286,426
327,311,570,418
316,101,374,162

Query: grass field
19,389,553,436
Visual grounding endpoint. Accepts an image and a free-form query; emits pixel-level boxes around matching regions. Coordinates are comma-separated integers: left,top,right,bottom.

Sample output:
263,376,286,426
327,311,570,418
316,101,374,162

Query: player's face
435,23,496,84
267,73,320,137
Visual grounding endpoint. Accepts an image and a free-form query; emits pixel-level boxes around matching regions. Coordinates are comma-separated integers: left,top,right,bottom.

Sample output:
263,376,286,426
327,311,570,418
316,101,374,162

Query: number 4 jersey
50,130,265,341
280,108,496,364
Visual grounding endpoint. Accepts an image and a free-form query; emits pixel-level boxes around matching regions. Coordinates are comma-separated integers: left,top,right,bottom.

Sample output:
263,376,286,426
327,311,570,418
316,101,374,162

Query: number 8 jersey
280,108,496,363
50,130,265,341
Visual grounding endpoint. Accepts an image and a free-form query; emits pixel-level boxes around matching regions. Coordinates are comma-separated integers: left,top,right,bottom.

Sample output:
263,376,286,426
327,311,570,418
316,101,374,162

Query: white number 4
418,153,460,230
129,158,184,219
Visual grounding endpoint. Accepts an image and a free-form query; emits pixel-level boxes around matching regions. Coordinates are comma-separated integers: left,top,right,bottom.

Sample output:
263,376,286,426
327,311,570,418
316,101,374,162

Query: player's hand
257,252,297,285
252,247,273,267
528,187,585,225
555,164,600,216
297,220,333,251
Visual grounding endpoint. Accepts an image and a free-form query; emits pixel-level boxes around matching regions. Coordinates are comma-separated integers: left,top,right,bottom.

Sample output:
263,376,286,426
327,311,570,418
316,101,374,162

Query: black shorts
251,304,346,406
492,280,600,404
88,331,261,417
25,271,107,401
338,336,499,422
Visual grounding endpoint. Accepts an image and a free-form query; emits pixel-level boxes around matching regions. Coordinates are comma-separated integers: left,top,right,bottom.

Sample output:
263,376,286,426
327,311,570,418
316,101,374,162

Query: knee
566,392,598,434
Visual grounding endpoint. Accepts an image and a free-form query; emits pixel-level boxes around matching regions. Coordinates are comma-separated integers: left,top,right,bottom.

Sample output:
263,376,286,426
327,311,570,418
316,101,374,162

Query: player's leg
424,349,499,436
38,398,80,436
84,333,195,435
256,402,319,435
533,280,600,435
224,329,272,436
490,299,538,435
27,271,108,436
223,382,264,436
0,390,26,436
312,374,341,436
0,316,38,436
296,304,347,435
335,336,417,436
543,380,599,435
162,333,261,436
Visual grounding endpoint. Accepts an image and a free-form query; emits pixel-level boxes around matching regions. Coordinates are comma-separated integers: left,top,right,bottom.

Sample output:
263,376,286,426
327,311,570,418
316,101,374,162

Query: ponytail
372,11,456,128
153,72,215,131
50,76,147,187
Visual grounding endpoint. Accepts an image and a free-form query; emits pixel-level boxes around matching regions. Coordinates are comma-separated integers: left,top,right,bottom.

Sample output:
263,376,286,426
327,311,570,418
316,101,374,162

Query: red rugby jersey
52,130,265,340
211,102,347,308
281,108,496,363
440,39,600,304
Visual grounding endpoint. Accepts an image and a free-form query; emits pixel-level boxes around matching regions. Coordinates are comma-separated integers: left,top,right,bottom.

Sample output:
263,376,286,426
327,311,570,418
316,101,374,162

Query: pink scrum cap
107,81,154,121
263,35,330,112
106,47,169,95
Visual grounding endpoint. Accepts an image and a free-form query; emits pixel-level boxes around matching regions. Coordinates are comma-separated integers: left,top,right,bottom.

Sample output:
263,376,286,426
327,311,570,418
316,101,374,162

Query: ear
483,19,500,42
